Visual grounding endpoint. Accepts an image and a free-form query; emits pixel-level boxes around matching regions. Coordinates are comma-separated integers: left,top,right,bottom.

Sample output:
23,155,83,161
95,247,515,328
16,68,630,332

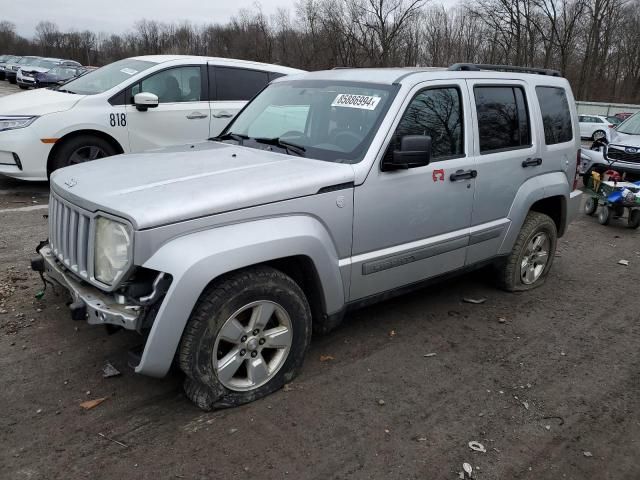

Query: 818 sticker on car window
331,94,381,110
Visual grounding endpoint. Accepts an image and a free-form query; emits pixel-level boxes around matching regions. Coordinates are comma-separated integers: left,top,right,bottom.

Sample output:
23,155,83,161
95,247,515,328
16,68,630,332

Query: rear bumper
37,245,142,330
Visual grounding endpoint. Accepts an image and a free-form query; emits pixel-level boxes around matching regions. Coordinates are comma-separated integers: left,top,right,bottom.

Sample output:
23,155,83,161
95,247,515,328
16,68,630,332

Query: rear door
125,65,211,152
464,79,545,264
209,65,272,136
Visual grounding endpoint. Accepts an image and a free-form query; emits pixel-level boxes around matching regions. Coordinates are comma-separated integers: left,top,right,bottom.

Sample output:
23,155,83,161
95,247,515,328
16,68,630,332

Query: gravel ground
0,201,639,480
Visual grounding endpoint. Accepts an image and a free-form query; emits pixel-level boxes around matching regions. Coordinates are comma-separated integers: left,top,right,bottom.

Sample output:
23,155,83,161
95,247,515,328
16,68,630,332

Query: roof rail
448,63,561,77
332,66,351,69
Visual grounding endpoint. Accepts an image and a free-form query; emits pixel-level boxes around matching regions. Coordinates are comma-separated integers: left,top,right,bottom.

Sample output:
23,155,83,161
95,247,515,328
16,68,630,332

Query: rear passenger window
536,86,573,144
215,67,269,101
474,86,531,153
390,87,464,160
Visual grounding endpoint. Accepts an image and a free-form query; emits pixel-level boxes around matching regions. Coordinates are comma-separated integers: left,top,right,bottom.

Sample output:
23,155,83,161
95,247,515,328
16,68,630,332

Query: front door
125,65,211,152
349,81,476,301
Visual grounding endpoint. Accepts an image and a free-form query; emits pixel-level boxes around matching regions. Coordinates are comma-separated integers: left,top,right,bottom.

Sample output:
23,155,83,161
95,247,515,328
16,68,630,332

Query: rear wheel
48,135,117,176
496,212,557,292
179,266,312,410
584,197,598,216
592,130,607,141
628,209,640,229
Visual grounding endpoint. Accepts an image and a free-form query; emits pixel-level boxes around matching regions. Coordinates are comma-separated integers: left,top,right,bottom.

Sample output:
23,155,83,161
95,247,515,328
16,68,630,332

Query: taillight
573,149,581,190
608,124,614,128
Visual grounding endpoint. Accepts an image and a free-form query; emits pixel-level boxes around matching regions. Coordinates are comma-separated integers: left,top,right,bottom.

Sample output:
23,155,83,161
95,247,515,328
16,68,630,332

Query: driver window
389,87,464,160
133,67,201,103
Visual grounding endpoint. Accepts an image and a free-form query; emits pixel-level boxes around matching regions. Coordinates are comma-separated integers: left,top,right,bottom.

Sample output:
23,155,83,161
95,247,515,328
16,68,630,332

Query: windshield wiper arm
209,132,249,144
56,88,76,94
253,137,306,156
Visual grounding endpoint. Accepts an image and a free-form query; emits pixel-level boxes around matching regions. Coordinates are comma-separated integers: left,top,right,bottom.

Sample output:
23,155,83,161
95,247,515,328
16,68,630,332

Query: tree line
1,0,639,103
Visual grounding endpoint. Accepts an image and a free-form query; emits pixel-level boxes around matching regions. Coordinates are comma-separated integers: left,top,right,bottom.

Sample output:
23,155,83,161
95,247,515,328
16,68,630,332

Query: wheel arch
135,215,345,377
46,129,125,175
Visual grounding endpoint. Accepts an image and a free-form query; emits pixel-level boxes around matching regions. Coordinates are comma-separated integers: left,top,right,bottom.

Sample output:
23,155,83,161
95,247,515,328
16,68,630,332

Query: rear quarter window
214,67,270,101
535,86,573,145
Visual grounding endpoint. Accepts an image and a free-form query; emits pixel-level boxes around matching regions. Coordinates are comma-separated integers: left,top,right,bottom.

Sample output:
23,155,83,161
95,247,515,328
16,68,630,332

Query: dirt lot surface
1,197,639,480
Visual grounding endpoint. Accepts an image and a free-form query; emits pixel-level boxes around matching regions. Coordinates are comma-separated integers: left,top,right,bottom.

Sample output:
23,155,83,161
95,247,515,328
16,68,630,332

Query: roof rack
448,63,561,77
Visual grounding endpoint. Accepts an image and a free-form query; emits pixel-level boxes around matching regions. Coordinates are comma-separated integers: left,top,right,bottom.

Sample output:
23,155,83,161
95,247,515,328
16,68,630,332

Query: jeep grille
49,193,92,279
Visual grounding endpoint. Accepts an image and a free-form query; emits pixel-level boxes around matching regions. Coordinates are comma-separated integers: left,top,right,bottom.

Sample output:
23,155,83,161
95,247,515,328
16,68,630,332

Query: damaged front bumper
34,245,142,330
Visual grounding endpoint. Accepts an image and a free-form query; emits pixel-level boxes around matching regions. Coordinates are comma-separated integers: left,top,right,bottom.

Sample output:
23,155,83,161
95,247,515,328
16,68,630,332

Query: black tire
628,209,640,229
584,197,598,216
48,134,117,176
598,205,612,225
8,77,16,84
592,130,607,141
19,85,28,90
179,266,312,410
496,211,557,292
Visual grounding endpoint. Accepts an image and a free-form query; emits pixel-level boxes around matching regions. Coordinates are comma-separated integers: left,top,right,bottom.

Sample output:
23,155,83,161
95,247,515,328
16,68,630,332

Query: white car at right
578,114,616,141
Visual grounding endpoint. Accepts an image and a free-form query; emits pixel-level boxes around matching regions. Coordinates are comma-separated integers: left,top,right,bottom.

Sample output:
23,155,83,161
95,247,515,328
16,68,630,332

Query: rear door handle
212,111,234,119
522,157,543,168
186,112,208,120
449,169,477,181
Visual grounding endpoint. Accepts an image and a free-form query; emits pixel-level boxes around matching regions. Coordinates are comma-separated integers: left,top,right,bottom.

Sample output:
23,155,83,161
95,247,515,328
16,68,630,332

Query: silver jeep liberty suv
34,63,582,410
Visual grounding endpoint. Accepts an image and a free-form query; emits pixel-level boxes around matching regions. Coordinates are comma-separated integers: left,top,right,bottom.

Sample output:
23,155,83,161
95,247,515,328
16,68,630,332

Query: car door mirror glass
385,135,431,170
134,92,159,112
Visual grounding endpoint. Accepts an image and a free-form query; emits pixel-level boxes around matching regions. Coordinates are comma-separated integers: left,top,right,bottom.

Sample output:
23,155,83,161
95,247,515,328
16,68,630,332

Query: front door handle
522,157,543,168
449,169,477,181
212,111,234,119
186,112,208,120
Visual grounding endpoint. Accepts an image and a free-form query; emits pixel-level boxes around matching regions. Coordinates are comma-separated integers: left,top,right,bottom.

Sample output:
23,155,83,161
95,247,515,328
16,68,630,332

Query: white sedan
0,55,303,181
578,114,616,142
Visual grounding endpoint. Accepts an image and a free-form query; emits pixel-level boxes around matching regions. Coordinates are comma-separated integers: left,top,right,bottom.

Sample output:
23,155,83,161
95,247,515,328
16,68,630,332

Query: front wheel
496,212,557,292
598,206,612,225
179,266,312,410
628,209,640,229
19,85,28,90
48,134,117,176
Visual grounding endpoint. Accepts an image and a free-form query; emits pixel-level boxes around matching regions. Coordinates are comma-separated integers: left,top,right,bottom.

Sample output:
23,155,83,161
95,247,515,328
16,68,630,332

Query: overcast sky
3,0,457,38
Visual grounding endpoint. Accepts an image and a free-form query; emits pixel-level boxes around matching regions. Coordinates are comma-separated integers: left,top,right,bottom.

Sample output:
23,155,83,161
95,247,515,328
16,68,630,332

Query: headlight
0,116,38,132
94,217,132,285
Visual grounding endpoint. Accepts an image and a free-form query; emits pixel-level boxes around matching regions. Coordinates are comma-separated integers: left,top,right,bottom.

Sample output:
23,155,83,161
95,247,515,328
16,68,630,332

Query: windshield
3,56,19,64
62,58,155,95
220,80,398,164
50,66,78,78
616,113,640,135
19,57,38,65
34,59,58,69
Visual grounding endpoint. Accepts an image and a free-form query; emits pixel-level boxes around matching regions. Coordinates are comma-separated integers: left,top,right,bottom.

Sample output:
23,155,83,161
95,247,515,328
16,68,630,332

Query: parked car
0,55,303,180
615,112,634,121
578,114,615,141
32,63,582,410
606,115,622,127
0,55,21,81
34,65,88,88
5,56,40,84
579,112,640,181
17,58,82,89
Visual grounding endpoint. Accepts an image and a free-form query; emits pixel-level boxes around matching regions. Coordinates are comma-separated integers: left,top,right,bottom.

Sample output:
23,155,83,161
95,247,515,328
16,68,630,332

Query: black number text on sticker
109,113,127,127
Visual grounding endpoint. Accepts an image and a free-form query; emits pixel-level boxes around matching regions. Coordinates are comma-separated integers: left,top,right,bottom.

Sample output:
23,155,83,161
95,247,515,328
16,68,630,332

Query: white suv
578,114,615,141
0,55,303,180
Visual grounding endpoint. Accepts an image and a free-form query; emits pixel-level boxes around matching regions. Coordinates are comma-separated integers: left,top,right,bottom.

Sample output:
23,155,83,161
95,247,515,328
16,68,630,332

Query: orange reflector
40,138,59,144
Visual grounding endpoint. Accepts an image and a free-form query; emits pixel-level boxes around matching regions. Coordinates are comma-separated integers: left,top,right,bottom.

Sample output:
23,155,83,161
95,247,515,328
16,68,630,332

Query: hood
0,87,83,115
610,130,640,147
50,141,355,229
21,66,50,74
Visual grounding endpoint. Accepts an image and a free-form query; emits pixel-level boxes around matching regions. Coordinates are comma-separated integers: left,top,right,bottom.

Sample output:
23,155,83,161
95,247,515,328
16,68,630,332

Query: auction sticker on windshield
120,68,138,75
331,94,381,110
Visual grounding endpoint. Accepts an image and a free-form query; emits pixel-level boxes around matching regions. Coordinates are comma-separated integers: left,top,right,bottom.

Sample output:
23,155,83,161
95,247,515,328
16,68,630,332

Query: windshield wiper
253,137,306,156
209,132,248,144
56,88,76,94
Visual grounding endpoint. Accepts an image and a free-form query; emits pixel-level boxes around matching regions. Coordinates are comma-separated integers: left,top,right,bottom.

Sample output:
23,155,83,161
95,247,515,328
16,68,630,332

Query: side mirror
383,135,432,170
134,92,159,112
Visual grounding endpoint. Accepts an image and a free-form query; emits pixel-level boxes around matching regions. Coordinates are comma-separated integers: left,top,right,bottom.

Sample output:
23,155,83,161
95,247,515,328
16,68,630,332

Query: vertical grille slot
48,193,92,280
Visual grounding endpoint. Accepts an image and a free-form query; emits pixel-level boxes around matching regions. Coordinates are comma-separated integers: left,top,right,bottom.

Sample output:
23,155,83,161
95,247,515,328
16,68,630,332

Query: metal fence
576,101,640,116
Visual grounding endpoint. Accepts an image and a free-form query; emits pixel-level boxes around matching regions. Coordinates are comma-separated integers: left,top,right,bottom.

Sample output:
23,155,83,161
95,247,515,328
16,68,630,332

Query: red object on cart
604,169,622,182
